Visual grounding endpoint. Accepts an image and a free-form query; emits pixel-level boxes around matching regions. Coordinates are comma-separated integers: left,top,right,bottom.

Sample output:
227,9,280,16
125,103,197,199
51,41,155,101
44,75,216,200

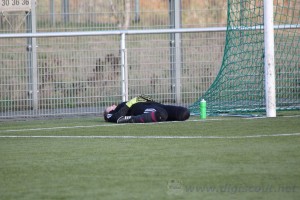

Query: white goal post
264,0,276,117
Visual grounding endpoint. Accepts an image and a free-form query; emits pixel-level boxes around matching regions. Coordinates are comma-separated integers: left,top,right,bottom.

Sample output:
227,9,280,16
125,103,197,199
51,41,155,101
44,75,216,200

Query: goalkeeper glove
125,95,153,108
138,94,153,102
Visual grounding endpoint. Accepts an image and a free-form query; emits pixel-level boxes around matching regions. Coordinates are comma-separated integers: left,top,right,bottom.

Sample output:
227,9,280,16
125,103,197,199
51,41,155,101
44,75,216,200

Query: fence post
26,0,38,110
169,0,182,103
264,0,276,117
121,33,128,102
50,0,55,26
61,0,69,24
134,0,140,23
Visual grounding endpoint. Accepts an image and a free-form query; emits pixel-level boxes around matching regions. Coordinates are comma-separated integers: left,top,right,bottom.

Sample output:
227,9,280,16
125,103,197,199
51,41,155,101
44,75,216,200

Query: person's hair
103,109,109,122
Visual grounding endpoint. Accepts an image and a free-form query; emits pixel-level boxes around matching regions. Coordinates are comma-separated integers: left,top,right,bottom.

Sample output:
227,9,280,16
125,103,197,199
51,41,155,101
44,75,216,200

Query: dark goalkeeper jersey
105,101,190,123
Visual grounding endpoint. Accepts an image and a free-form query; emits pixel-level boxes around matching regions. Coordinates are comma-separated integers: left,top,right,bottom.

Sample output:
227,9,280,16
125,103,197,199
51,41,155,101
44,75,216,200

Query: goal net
189,0,300,116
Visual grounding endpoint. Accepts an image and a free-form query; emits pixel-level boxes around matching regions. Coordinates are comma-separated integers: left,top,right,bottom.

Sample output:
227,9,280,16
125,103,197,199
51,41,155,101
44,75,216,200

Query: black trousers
129,102,190,122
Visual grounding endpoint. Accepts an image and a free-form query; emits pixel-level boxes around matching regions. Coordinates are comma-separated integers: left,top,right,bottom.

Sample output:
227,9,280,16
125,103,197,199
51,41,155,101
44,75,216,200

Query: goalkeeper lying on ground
103,95,190,123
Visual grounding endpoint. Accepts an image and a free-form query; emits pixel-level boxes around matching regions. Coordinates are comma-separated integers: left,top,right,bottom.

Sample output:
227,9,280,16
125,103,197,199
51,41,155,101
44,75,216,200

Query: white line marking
0,115,298,133
0,133,300,139
283,115,300,118
0,124,126,133
0,119,223,133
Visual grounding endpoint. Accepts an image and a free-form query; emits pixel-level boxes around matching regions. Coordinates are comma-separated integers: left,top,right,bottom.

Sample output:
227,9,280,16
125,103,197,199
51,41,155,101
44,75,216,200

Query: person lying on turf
103,95,190,123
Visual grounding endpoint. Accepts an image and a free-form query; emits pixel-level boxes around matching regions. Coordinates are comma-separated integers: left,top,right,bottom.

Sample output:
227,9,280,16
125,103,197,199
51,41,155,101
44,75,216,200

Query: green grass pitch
0,114,300,200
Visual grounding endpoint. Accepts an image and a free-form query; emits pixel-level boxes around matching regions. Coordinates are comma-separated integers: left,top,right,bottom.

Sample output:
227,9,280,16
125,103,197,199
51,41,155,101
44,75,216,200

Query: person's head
103,104,117,121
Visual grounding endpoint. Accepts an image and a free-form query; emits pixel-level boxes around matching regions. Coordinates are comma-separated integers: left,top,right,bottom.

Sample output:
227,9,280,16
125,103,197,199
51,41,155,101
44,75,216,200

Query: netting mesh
189,0,300,116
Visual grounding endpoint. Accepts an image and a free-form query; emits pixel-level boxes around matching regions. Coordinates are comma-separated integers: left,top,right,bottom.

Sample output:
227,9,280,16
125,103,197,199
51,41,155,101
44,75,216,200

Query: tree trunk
122,0,131,29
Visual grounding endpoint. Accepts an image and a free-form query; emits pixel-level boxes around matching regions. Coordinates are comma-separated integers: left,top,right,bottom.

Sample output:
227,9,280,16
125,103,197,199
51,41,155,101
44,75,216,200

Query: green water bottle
200,99,206,119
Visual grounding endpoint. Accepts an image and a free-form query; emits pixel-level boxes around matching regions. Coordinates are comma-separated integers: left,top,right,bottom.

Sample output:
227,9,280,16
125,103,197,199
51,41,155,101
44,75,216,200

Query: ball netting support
189,0,300,117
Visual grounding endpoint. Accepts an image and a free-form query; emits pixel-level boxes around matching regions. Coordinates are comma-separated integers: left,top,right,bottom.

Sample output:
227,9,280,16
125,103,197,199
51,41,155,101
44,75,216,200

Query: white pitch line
0,119,222,133
0,124,126,133
0,115,298,134
0,133,300,139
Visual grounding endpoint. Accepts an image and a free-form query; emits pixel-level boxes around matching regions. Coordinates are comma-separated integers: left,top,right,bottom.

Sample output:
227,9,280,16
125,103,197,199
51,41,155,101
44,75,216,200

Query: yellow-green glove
138,94,153,102
126,95,153,108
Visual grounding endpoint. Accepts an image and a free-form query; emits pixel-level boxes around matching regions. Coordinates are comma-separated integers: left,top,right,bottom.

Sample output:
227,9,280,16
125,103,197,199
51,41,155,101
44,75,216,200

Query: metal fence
0,0,227,118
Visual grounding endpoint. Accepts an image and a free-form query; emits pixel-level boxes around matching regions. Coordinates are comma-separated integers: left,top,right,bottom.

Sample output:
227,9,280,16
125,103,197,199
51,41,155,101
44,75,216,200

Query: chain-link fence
0,0,227,118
